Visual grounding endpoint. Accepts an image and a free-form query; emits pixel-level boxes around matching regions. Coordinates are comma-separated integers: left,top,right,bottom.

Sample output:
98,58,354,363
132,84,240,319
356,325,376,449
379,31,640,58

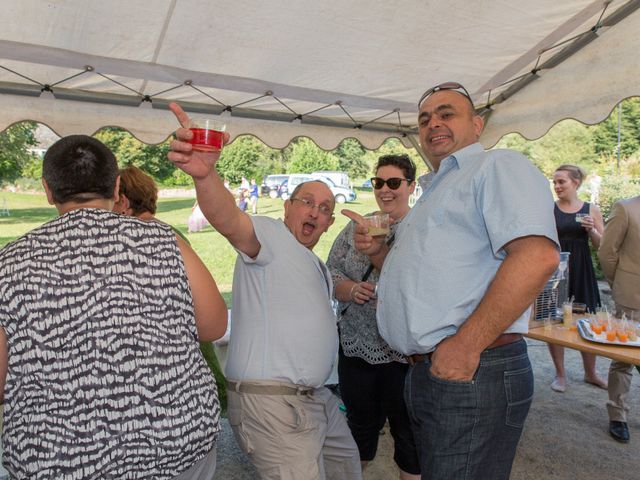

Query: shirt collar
445,142,484,169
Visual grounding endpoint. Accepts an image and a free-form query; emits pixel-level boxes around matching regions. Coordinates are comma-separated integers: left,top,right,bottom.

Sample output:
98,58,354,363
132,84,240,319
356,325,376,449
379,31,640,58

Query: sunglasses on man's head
418,82,472,107
371,177,411,190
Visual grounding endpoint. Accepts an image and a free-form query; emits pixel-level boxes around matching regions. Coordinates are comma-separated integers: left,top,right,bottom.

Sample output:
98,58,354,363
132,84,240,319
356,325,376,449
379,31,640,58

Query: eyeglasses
370,177,411,190
418,82,472,107
291,197,333,216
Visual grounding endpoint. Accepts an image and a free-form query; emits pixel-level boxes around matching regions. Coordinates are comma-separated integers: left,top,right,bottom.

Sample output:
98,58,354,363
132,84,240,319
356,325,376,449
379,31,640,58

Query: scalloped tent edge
1,0,640,162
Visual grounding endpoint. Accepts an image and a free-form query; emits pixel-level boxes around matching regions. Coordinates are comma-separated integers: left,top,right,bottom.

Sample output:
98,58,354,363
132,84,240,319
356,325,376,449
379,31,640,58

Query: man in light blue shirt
348,83,559,479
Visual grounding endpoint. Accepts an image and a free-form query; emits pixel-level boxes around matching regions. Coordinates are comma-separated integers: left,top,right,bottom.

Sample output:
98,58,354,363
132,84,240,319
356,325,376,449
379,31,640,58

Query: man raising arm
168,103,362,480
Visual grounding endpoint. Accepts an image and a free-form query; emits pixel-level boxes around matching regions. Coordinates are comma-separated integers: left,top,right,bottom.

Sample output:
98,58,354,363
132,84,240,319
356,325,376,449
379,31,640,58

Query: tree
362,139,426,178
529,120,597,176
334,139,369,178
94,128,174,182
0,122,39,185
597,175,640,220
495,120,598,177
286,138,340,173
216,136,280,183
591,98,640,160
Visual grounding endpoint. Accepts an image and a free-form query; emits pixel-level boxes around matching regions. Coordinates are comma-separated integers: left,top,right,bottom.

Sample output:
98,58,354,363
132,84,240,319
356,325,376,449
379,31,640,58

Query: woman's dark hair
43,135,118,204
375,154,416,182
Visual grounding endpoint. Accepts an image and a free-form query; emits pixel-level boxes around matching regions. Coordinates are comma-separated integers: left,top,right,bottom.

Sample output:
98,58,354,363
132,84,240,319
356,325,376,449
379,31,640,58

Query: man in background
599,195,640,443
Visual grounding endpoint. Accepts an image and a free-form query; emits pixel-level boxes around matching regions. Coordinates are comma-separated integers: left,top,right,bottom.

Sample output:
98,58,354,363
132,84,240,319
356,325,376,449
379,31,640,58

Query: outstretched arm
176,235,228,342
168,103,260,257
341,209,389,270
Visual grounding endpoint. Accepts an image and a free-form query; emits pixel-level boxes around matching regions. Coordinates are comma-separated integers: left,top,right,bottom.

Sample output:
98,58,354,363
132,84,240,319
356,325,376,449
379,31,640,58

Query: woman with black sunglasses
326,154,421,479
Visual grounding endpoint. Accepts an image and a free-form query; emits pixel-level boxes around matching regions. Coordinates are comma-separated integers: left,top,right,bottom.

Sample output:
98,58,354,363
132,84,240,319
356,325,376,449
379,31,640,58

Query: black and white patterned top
0,208,219,479
326,217,405,364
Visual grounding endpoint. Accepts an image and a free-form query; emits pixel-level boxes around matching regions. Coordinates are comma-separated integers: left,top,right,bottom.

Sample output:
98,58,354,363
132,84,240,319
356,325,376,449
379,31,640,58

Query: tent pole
617,103,621,173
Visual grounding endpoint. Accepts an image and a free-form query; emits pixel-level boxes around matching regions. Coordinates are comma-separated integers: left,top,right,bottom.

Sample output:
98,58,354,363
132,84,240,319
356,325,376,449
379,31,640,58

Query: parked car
282,174,356,203
361,179,372,189
262,174,290,198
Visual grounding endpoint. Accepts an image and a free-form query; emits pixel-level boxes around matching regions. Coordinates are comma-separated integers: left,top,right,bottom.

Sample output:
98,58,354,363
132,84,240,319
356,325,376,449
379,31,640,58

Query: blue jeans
404,339,533,480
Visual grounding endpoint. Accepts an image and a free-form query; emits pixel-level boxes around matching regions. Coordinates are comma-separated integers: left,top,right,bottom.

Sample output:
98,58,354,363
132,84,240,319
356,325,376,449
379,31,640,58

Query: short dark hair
43,135,119,204
119,165,158,215
375,154,417,182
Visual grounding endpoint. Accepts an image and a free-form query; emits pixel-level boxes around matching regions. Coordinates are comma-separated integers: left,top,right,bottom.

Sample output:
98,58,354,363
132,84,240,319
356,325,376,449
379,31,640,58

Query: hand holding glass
575,213,588,224
364,212,390,237
188,118,226,152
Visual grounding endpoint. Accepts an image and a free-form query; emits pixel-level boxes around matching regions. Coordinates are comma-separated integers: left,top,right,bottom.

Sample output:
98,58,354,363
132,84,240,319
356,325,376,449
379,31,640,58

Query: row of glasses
591,308,639,343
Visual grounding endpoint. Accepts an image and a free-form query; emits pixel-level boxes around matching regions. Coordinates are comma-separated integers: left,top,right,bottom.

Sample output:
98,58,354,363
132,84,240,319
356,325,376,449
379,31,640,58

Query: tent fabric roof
1,0,639,150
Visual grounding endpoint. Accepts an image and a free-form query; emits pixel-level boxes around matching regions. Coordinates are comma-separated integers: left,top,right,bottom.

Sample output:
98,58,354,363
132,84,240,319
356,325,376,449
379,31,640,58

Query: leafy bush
162,168,194,187
590,175,640,280
13,177,44,192
598,175,640,219
286,138,339,173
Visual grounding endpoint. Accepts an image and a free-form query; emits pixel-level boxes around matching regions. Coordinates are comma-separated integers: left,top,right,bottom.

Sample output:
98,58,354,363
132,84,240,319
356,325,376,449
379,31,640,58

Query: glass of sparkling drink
575,213,588,224
188,118,226,152
364,212,390,237
562,301,573,328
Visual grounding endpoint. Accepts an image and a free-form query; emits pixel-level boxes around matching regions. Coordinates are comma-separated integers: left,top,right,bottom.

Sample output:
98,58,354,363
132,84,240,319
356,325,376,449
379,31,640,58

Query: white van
312,171,350,189
284,173,356,204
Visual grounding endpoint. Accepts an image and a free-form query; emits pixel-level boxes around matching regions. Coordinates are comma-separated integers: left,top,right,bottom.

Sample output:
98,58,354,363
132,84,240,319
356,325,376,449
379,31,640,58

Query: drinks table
526,324,640,365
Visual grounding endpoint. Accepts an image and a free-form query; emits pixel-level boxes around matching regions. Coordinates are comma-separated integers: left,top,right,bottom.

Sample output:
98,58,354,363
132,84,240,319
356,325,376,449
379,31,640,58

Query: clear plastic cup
364,212,390,237
188,118,226,152
562,301,573,328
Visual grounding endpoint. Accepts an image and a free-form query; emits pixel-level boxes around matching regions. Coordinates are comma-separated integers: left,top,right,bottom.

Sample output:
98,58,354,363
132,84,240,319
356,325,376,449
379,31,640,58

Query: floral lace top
326,216,405,364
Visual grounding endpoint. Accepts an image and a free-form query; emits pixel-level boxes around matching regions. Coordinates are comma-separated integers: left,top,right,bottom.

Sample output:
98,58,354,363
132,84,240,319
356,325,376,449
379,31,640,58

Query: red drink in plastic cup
188,119,226,152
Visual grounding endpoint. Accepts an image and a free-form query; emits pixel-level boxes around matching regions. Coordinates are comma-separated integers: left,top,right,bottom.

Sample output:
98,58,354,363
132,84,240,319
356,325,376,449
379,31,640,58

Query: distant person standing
548,165,607,393
598,195,640,443
249,179,259,214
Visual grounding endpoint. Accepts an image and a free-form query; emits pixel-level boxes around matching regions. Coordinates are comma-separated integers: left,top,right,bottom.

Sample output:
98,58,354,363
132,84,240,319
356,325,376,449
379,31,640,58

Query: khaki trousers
606,305,640,422
227,381,362,480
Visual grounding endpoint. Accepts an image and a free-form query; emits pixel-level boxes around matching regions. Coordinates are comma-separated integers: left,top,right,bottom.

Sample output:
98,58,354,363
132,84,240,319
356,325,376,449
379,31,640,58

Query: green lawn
0,189,379,300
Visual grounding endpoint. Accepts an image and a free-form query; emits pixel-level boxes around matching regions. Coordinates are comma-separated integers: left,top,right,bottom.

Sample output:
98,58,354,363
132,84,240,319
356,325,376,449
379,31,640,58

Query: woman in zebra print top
0,135,228,479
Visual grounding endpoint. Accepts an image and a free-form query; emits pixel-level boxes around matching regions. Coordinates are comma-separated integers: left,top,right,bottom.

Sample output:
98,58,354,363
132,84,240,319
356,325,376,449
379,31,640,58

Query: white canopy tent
1,0,639,156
